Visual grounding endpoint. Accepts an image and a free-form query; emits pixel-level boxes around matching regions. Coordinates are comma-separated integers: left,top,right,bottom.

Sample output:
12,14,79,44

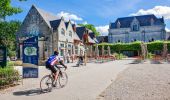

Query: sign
0,47,7,67
22,36,39,78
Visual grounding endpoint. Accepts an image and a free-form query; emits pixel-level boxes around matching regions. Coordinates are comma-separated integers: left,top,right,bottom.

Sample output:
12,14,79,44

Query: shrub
113,53,127,60
147,41,163,52
0,66,20,88
147,52,154,59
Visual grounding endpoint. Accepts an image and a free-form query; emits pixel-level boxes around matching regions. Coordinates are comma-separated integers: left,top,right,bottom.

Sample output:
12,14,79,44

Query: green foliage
0,0,23,20
113,53,127,60
7,61,14,66
97,41,170,55
98,41,141,53
0,67,20,86
0,21,21,57
147,41,163,52
78,24,100,36
147,52,154,59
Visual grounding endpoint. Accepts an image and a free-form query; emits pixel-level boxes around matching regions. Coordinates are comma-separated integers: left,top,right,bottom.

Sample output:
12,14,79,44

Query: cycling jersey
46,55,62,66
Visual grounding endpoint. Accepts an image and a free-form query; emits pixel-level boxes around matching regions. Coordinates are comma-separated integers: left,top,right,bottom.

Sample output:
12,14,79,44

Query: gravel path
100,64,170,100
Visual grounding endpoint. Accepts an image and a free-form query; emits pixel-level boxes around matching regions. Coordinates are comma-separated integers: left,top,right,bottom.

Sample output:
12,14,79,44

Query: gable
17,5,50,37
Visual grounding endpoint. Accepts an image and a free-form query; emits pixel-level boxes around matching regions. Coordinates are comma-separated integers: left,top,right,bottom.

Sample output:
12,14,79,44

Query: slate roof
76,26,86,40
89,32,98,43
76,26,97,43
89,32,95,39
88,36,96,43
110,14,164,29
34,5,60,28
50,19,61,30
96,36,108,43
65,22,69,29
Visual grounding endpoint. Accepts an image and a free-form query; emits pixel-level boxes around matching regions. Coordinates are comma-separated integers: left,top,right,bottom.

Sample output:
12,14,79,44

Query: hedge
96,41,170,54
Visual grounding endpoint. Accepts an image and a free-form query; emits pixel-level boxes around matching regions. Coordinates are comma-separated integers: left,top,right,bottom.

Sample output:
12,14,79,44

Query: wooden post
84,44,87,66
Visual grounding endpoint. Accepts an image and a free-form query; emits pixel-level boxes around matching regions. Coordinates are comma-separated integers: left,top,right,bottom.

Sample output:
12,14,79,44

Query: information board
22,36,39,78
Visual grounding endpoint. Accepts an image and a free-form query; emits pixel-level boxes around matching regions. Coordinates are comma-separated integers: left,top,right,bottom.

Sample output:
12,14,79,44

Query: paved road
0,59,134,100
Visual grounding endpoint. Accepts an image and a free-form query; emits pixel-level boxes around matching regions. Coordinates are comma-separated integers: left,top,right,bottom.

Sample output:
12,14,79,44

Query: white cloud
57,11,83,21
82,21,88,25
96,25,109,36
130,6,170,19
166,27,170,32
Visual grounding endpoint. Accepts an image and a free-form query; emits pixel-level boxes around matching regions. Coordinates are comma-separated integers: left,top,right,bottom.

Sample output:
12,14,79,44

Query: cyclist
45,50,67,84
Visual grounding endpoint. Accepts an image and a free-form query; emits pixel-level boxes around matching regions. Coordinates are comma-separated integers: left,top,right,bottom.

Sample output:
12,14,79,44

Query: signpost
0,47,7,67
22,36,39,78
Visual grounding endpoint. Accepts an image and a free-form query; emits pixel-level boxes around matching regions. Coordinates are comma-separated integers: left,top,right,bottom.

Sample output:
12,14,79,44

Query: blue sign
23,36,39,78
0,47,7,67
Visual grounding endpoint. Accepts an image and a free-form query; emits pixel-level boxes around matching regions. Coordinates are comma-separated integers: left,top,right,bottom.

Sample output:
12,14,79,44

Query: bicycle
40,65,68,92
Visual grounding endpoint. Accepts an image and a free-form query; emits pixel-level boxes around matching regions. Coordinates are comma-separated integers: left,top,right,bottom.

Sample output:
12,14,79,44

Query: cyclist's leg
53,65,60,81
49,65,59,81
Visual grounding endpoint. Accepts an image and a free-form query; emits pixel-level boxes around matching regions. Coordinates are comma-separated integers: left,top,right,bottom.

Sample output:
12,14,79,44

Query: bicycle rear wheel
40,75,53,92
58,72,68,88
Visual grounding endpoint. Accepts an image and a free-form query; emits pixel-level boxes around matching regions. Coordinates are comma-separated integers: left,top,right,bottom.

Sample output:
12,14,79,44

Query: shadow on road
13,88,44,96
71,65,79,67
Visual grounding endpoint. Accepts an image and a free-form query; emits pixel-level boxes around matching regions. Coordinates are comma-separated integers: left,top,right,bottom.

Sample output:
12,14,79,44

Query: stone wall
17,6,53,59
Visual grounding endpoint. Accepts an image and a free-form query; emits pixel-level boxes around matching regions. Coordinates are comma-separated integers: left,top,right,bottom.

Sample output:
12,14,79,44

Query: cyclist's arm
59,60,67,69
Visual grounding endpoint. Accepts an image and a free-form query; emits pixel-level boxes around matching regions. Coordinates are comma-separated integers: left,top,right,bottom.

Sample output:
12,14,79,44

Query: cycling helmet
54,50,59,55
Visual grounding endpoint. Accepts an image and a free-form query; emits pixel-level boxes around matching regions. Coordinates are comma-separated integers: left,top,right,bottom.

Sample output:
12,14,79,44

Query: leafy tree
0,0,25,57
78,24,100,36
0,21,21,56
0,0,25,20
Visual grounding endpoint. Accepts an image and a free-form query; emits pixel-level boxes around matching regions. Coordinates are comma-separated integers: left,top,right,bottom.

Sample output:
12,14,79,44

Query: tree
0,0,26,20
78,24,100,36
0,21,21,56
0,0,25,57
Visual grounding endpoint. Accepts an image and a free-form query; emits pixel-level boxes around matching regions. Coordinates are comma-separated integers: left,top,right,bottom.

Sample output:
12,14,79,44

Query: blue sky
8,0,170,35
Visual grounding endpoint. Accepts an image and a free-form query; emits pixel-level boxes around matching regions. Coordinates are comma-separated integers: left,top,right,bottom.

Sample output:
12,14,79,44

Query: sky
8,0,170,35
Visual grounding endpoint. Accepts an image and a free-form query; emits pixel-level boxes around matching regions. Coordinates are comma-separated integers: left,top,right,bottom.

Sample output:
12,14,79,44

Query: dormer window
151,18,154,26
117,21,121,28
61,28,65,35
132,24,139,31
69,31,72,37
131,17,139,31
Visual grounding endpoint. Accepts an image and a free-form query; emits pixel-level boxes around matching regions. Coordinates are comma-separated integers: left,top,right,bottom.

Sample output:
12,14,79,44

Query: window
132,24,139,31
60,43,64,47
69,31,72,37
75,46,78,54
61,28,65,35
68,44,71,48
151,38,154,42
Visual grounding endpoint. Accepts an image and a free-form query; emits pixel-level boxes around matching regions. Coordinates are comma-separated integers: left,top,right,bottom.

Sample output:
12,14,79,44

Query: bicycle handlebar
54,65,66,69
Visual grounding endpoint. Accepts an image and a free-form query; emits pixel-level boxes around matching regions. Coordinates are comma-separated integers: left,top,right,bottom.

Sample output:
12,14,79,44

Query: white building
108,14,166,43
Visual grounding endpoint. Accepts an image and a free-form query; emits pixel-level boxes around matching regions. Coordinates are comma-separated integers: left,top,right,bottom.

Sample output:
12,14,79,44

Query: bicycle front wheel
58,72,68,88
40,75,53,92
